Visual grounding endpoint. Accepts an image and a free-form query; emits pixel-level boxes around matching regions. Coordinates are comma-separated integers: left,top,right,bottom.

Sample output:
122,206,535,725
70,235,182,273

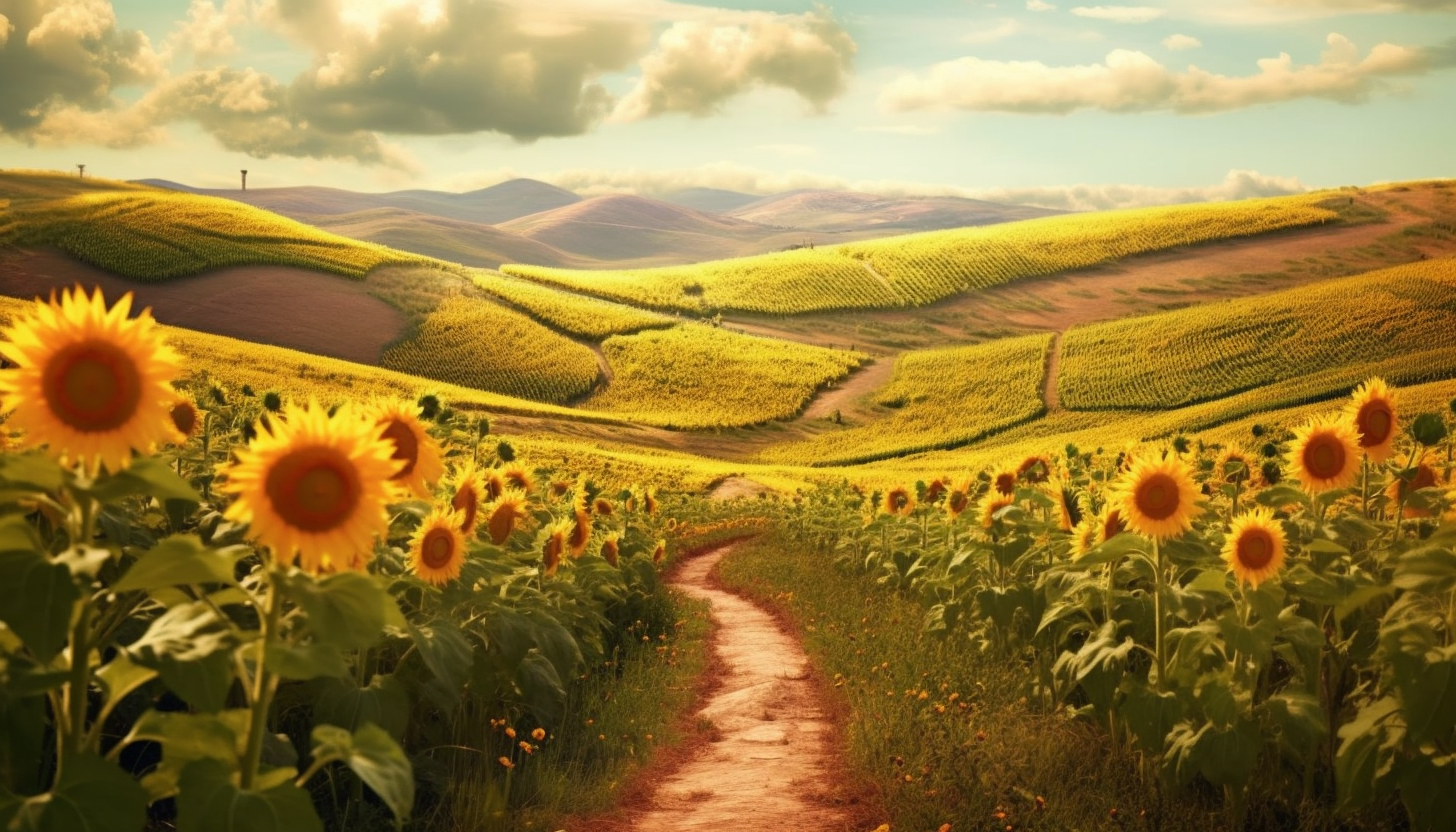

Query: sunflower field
502,192,1338,315
380,296,603,405
745,377,1456,830
467,271,677,340
0,287,708,832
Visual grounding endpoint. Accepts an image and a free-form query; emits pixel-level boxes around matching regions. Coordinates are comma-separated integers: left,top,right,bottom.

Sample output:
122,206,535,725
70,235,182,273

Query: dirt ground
0,249,407,365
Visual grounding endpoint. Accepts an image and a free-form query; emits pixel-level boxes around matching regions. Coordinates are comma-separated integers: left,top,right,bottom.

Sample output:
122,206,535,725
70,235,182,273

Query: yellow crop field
1058,258,1456,410
583,324,865,428
761,334,1052,466
467,270,676,339
0,172,433,280
502,192,1337,315
380,296,602,404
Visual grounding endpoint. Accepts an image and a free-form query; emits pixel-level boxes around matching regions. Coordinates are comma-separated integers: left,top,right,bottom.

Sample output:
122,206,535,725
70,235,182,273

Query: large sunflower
223,401,398,574
1346,378,1398,463
448,460,485,536
1387,463,1441,518
1222,509,1286,589
0,287,183,473
1115,455,1202,540
1290,416,1360,493
882,485,916,517
372,401,445,499
409,507,467,586
484,490,529,546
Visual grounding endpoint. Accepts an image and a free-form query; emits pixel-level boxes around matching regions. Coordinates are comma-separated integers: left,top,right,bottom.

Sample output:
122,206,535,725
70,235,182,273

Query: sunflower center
1304,435,1346,480
452,484,479,532
995,473,1016,495
264,446,361,532
380,419,419,479
1357,403,1393,447
1134,473,1180,520
421,528,456,570
487,503,517,545
42,340,143,432
1236,529,1275,571
1104,510,1126,539
170,402,197,437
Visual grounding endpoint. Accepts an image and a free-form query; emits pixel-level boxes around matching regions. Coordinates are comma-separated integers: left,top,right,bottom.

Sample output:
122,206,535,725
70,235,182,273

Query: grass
583,324,865,429
380,296,603,404
503,192,1340,315
759,334,1053,466
0,171,434,280
1058,258,1456,411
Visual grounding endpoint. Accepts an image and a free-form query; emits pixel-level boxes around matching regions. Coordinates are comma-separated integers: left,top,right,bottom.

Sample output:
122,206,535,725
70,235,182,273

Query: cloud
166,0,255,63
1027,0,1056,10
1071,5,1166,22
0,0,166,140
963,19,1021,45
854,124,940,134
445,164,1309,213
610,6,855,121
1163,33,1202,50
881,33,1450,115
0,14,11,46
754,143,817,157
1252,0,1456,11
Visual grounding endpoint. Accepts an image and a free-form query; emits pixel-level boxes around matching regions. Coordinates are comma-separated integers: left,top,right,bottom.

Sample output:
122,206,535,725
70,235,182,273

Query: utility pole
241,169,248,191
77,164,85,179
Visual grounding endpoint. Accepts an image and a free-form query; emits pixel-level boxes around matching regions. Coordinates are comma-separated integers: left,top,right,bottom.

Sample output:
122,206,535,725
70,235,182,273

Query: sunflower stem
241,567,283,791
59,601,92,777
1153,536,1166,693
1361,456,1371,519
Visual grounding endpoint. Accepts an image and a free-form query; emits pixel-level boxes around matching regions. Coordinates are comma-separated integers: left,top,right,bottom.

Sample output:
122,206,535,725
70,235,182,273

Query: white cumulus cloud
1027,0,1056,10
1071,5,1167,22
1163,33,1202,51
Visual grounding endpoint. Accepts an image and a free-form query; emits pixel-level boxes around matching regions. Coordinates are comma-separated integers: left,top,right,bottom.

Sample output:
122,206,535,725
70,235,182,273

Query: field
5,170,1456,832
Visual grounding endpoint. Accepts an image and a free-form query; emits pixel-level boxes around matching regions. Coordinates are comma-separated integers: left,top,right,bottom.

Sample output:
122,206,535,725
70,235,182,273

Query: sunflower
945,488,971,521
1070,517,1100,561
484,468,507,501
882,485,916,517
502,464,535,494
1048,478,1083,532
0,287,183,473
652,539,667,564
1115,456,1202,540
644,487,659,515
1215,444,1255,485
222,401,398,574
1099,508,1127,544
484,490,529,546
548,479,571,500
600,534,621,567
979,493,1015,529
409,507,467,586
170,399,199,439
371,401,445,499
1290,416,1360,493
568,493,593,558
593,497,615,516
924,478,947,504
1017,455,1051,484
1221,509,1287,589
448,460,485,536
542,521,569,577
992,468,1017,497
1387,463,1442,518
1346,378,1398,463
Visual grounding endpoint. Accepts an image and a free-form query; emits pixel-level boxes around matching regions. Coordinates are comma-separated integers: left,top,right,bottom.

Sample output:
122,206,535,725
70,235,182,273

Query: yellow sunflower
409,507,467,586
992,468,1017,497
593,497,615,516
979,493,1015,529
945,488,971,521
542,520,569,577
371,401,445,499
0,287,183,473
1017,455,1051,484
568,493,592,558
1048,478,1083,532
448,460,485,536
502,464,535,494
1290,416,1360,493
1215,444,1255,486
484,468,507,501
222,401,398,574
644,486,660,515
484,490,529,546
1346,378,1398,463
1221,508,1287,589
1387,463,1442,518
882,485,916,517
1099,507,1127,544
1115,455,1202,540
652,538,667,565
924,478,948,504
1070,517,1100,561
548,479,571,500
169,399,199,440
600,534,621,568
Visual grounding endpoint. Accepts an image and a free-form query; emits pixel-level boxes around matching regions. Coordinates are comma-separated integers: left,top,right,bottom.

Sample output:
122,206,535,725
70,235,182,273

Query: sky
0,0,1453,209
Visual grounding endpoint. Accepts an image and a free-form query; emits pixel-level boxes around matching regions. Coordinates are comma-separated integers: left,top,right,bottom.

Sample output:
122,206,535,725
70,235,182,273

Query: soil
628,544,862,832
1043,332,1063,413
802,358,895,421
707,476,775,501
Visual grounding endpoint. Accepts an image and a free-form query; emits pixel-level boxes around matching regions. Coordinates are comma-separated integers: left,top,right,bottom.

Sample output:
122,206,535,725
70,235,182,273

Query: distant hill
728,189,1060,232
660,187,763,213
303,207,584,269
136,178,581,226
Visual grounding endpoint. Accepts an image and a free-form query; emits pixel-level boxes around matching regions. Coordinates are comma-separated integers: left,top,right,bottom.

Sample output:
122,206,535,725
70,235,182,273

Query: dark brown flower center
43,340,142,432
1304,434,1346,480
421,528,456,570
379,419,419,479
1134,473,1180,521
1357,401,1393,447
452,483,479,532
265,446,360,532
1236,528,1275,571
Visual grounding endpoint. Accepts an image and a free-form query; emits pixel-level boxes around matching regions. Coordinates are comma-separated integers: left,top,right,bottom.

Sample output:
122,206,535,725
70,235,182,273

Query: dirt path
633,546,854,832
1043,331,1063,413
802,357,895,420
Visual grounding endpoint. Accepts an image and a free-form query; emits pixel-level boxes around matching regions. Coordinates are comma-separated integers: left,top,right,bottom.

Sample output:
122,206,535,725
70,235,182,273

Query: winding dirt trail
801,357,895,420
632,546,855,832
1043,331,1063,413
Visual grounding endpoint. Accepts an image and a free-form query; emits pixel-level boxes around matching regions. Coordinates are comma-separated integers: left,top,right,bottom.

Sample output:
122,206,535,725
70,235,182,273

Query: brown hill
729,190,1059,232
305,207,583,269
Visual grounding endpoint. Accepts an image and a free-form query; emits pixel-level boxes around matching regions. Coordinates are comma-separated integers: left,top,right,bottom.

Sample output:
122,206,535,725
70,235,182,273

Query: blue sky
1,0,1452,208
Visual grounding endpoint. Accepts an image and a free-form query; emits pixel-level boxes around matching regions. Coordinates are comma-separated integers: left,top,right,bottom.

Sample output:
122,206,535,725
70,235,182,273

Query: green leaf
157,651,235,714
1120,682,1184,754
405,621,473,699
126,602,234,665
265,642,349,681
0,753,146,832
1398,753,1456,832
1335,696,1405,813
88,457,200,505
113,536,244,593
1393,547,1456,593
1255,484,1311,510
307,724,414,826
0,549,80,663
1262,690,1327,760
96,654,159,707
314,675,409,741
283,572,394,651
119,709,247,767
176,759,322,832
1393,646,1456,745
515,649,566,727
0,454,65,492
1167,719,1261,789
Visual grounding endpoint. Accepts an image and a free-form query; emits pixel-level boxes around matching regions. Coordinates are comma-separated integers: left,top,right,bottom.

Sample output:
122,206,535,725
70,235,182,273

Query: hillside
305,207,584,269
661,187,763,213
728,189,1058,232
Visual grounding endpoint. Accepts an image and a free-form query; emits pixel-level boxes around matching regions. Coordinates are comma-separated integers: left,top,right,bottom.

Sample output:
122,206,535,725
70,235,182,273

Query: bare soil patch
707,476,774,501
802,358,895,421
0,249,407,365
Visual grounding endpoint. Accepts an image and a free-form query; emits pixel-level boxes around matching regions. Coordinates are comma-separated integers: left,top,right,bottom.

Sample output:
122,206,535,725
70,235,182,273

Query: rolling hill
727,189,1059,232
304,207,584,269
